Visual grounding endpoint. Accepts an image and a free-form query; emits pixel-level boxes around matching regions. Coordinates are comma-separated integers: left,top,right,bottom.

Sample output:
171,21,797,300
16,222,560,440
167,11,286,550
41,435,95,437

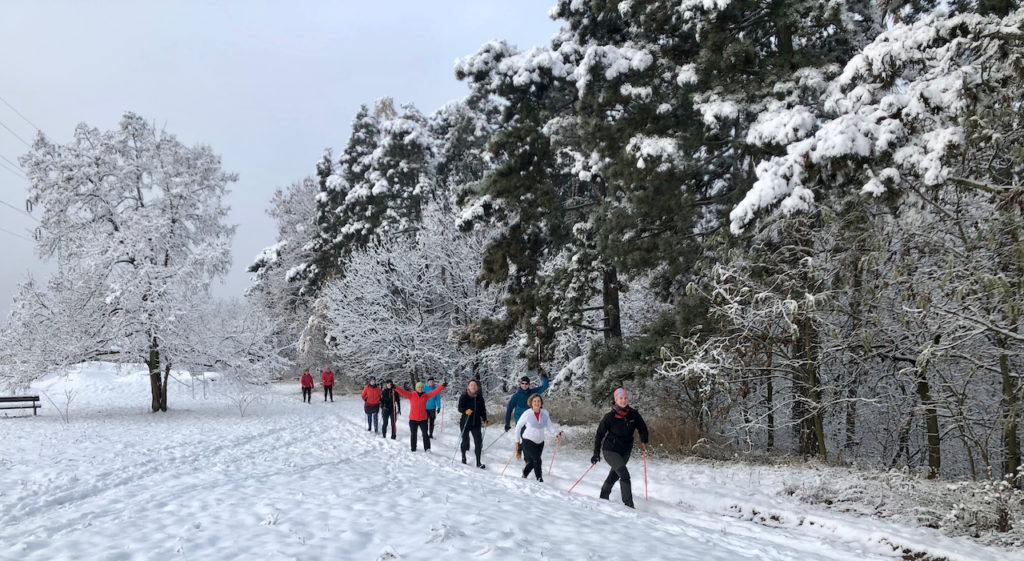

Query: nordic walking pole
567,462,596,494
501,444,518,475
643,443,649,500
439,387,445,433
547,433,562,475
451,417,472,465
482,427,509,452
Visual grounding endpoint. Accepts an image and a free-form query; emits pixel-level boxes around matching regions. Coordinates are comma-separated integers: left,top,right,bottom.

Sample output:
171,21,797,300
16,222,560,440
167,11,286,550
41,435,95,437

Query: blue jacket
505,376,549,425
424,383,442,411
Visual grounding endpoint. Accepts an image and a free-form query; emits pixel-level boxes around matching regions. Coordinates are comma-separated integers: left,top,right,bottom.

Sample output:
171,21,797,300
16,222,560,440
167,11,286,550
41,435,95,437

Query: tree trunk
793,317,826,461
998,337,1020,482
916,343,941,479
147,336,167,412
602,264,622,340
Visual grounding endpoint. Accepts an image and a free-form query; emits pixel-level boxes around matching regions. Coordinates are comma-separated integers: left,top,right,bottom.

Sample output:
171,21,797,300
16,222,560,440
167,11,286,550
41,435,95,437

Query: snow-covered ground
0,363,1019,561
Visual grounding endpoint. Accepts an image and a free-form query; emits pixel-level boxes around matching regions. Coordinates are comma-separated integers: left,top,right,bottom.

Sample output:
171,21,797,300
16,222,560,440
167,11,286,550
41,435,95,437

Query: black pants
409,419,430,451
301,387,312,402
459,422,483,463
427,409,438,437
381,409,397,437
323,385,333,401
599,449,633,508
521,439,545,480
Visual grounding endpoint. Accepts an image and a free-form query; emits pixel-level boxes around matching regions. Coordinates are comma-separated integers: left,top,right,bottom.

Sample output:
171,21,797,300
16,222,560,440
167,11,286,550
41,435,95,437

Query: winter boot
620,479,634,508
461,452,467,464
599,480,613,500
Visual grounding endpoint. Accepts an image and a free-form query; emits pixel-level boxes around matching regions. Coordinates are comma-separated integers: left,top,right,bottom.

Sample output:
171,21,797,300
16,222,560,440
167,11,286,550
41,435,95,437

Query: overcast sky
0,1,560,319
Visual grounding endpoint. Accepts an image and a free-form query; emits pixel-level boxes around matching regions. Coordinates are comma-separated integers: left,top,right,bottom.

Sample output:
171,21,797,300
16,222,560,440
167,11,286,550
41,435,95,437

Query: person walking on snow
505,371,549,458
321,366,335,402
457,379,489,468
361,378,382,433
300,369,314,403
394,381,445,452
380,380,401,439
591,388,648,509
423,377,441,438
514,393,559,481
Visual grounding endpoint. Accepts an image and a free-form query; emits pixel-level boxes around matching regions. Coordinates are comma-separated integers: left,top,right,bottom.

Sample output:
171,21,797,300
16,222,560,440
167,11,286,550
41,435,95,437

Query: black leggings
521,439,545,479
323,385,333,401
382,409,397,437
460,422,483,461
600,450,634,507
301,387,311,402
409,419,430,451
427,409,437,436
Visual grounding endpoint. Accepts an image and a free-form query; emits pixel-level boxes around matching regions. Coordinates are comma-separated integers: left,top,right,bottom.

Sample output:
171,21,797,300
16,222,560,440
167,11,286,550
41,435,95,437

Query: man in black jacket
380,380,402,439
592,388,649,508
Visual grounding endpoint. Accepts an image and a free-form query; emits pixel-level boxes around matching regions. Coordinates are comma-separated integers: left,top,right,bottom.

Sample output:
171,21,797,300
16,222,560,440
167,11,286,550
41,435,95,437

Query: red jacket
321,369,335,386
361,385,381,405
300,373,314,388
394,385,444,421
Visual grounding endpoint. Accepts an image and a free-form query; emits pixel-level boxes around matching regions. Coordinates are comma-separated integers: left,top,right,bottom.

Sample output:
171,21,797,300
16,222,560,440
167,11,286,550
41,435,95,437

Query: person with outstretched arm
504,371,550,458
423,377,441,438
591,388,648,508
394,381,446,452
457,379,489,468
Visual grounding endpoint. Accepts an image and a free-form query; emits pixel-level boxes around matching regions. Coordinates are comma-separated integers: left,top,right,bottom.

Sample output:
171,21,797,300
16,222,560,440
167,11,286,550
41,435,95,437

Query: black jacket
593,407,648,457
380,387,401,413
457,391,488,429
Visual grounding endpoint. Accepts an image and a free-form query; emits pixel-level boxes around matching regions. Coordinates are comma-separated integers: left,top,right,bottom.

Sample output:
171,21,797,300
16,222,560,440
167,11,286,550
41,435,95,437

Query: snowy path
0,364,1016,561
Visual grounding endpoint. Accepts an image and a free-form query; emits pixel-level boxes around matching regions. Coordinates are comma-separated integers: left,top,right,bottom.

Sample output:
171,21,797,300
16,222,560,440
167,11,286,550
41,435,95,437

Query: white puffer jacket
515,408,558,445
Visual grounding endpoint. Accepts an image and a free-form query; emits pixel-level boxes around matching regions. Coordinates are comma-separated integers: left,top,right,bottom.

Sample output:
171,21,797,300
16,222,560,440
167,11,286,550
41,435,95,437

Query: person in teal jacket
423,377,442,438
504,372,550,431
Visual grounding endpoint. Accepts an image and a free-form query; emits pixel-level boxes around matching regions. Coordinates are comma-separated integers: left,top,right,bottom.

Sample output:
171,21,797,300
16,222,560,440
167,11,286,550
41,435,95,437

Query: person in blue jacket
423,377,442,438
504,371,550,458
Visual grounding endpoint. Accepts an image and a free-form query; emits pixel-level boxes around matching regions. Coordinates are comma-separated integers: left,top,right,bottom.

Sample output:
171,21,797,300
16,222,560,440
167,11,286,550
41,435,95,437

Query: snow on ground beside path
0,362,1019,561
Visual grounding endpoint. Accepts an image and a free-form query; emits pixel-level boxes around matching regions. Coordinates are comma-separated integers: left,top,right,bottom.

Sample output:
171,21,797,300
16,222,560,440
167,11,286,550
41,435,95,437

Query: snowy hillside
0,363,1018,561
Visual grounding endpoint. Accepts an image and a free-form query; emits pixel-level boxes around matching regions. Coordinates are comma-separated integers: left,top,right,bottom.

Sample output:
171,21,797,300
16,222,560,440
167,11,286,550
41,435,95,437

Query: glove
465,409,472,415
504,423,511,432
484,420,491,427
591,454,600,464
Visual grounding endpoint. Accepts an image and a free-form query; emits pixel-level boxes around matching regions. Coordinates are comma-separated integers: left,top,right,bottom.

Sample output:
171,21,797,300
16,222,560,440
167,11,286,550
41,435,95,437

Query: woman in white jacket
515,393,560,481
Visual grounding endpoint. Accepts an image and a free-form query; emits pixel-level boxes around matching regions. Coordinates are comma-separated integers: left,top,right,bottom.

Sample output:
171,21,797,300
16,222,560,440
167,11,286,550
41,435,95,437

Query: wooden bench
0,395,42,416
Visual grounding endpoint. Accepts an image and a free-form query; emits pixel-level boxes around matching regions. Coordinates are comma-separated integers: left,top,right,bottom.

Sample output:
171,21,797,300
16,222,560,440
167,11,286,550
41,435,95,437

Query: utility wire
0,225,32,242
0,159,25,180
0,93,43,132
0,198,38,222
0,153,25,175
0,118,31,146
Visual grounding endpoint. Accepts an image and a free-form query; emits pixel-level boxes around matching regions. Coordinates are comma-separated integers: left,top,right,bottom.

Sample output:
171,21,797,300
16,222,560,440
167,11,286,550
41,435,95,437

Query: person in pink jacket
321,366,335,402
300,369,314,403
394,381,445,452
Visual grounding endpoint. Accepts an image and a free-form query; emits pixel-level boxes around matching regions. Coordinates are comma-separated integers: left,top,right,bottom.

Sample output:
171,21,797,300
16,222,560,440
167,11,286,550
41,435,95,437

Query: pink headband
614,388,628,399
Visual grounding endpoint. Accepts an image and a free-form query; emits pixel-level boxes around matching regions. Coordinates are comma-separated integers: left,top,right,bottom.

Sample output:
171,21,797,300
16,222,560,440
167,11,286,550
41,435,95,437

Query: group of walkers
298,368,649,509
299,366,334,403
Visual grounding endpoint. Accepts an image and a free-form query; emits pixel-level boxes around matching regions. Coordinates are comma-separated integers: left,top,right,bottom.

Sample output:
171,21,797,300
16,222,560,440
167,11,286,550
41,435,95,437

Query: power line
0,118,31,147
0,159,25,180
0,153,25,175
0,198,38,222
0,93,43,132
0,223,33,240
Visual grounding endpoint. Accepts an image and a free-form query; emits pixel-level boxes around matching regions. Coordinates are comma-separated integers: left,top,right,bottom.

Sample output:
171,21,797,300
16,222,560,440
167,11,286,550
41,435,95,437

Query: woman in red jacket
321,367,335,402
300,369,314,403
394,381,445,452
361,378,382,433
